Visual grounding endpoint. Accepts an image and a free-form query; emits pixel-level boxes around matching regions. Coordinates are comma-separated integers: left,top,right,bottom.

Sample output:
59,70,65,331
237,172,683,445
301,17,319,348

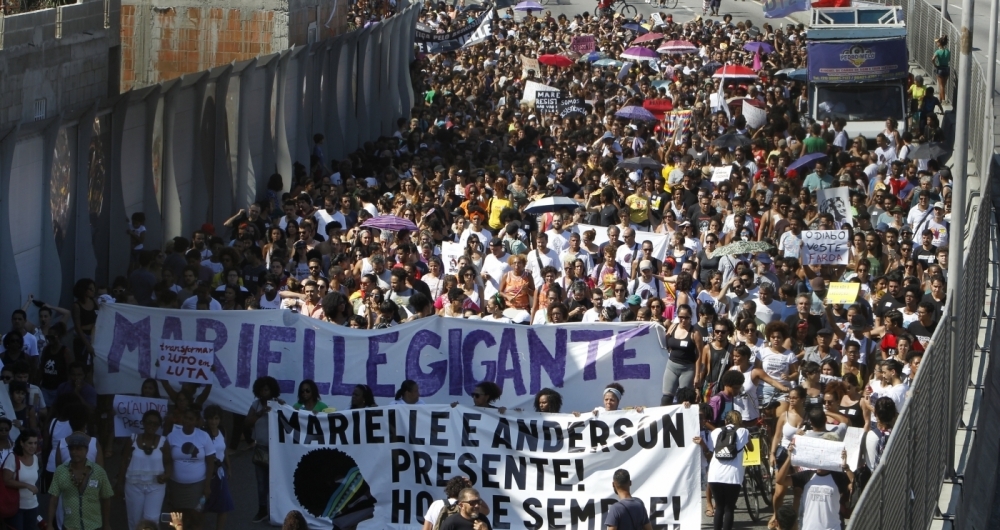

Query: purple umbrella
361,215,418,232
743,42,775,54
514,1,543,10
615,105,658,121
787,153,828,174
621,46,658,62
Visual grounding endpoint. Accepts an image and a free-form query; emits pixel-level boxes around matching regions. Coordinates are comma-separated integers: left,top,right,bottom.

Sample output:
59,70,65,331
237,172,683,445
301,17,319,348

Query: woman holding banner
116,410,171,530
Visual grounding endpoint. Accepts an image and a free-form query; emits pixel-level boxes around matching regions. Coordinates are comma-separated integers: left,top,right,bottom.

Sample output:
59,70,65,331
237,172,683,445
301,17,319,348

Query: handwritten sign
827,282,860,305
711,165,733,183
570,35,595,54
790,435,844,472
156,340,214,384
520,55,539,77
844,426,865,472
558,97,586,119
113,395,169,436
743,435,762,466
801,230,850,265
742,103,767,129
535,90,560,114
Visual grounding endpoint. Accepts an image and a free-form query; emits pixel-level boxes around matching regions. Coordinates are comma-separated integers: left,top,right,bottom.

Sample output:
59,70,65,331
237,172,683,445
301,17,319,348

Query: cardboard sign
535,90,561,114
570,35,596,54
743,435,762,466
521,80,559,106
113,395,169,436
520,55,539,77
826,282,860,305
742,103,767,129
711,165,733,183
801,230,850,265
558,97,586,119
156,340,214,384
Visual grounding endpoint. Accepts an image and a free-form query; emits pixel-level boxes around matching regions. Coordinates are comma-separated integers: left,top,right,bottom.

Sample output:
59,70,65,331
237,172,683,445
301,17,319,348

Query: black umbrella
711,132,752,149
617,156,664,171
908,142,949,160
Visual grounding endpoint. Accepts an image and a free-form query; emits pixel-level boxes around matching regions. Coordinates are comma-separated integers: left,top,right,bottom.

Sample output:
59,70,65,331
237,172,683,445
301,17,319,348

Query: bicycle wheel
666,0,678,8
620,3,637,17
756,436,774,507
743,470,762,522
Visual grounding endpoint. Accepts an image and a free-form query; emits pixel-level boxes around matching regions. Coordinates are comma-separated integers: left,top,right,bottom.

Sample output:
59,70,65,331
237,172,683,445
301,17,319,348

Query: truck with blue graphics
806,6,908,140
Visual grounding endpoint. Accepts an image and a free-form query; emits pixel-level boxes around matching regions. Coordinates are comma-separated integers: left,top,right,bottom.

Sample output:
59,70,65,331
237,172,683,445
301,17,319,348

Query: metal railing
846,0,998,526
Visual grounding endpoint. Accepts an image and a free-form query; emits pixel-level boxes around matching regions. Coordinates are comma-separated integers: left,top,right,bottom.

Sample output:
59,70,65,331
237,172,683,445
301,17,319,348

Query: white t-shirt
779,231,802,259
167,427,216,484
628,277,665,307
704,426,750,485
480,254,511,300
759,347,797,382
423,498,457,527
181,296,222,311
0,332,38,357
799,473,842,530
3,454,39,509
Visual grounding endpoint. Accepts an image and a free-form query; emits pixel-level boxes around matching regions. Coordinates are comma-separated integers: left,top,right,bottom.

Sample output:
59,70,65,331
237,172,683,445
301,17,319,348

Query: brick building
120,0,348,92
0,0,121,130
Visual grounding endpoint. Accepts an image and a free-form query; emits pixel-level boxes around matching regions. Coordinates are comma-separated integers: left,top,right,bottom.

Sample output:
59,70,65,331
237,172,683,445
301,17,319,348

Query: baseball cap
626,295,642,306
65,434,89,448
816,327,834,336
933,202,944,210
639,260,653,271
489,239,504,246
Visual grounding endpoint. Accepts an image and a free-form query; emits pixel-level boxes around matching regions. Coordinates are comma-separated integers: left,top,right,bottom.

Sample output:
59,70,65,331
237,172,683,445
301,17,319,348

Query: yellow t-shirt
487,197,512,230
625,193,650,225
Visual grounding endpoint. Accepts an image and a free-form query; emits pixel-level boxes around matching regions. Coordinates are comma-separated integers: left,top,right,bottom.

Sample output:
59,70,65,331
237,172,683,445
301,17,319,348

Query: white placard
800,230,850,265
441,241,465,277
156,339,214,384
711,166,733,183
843,426,865,472
742,103,767,129
816,187,851,224
113,395,169,437
790,435,845,472
269,404,701,529
521,56,540,78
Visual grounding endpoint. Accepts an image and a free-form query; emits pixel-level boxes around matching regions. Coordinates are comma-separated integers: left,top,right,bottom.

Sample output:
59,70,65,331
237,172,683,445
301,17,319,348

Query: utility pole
946,0,974,476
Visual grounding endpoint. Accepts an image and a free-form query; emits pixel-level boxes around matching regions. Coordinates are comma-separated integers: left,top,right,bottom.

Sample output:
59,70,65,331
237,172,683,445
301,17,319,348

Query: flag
713,67,731,122
752,50,762,71
462,9,494,48
811,0,851,6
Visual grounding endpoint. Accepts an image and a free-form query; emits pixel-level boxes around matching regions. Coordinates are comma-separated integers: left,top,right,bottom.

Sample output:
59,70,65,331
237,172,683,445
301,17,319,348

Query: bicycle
594,0,637,18
651,0,679,9
740,431,770,522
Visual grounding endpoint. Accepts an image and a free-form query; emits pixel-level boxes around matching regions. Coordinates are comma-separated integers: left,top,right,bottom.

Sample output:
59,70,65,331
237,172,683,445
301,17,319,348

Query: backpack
432,499,462,530
713,426,740,461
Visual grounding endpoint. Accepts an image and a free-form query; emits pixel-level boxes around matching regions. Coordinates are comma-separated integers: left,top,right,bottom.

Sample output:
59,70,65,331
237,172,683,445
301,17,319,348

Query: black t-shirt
913,246,937,267
440,513,492,530
874,293,905,318
242,263,268,295
599,204,619,227
605,497,650,530
791,469,851,496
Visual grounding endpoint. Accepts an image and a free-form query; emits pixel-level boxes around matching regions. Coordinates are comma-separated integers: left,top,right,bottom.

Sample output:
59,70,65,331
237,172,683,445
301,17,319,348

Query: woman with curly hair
245,376,283,523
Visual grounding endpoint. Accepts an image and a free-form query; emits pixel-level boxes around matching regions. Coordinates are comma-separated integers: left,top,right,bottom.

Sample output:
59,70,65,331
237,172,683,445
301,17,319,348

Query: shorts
935,66,950,78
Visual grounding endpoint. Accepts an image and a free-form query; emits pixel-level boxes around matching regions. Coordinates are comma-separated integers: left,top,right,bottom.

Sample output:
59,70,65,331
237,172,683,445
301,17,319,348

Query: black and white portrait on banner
816,187,851,224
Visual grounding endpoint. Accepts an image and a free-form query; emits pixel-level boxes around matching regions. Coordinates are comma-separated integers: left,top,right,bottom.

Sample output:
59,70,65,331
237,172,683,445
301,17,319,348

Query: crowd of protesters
0,0,954,528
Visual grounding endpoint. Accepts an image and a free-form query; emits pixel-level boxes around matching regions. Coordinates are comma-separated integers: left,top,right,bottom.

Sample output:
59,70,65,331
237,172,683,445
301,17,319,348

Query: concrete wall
120,0,348,92
0,5,419,317
0,0,121,129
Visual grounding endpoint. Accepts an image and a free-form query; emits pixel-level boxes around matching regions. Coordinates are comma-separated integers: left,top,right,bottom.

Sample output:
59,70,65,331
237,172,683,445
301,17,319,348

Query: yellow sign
743,436,761,466
826,282,860,305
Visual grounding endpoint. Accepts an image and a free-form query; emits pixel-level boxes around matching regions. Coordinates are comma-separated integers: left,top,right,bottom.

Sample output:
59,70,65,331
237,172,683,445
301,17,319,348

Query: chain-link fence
845,0,997,527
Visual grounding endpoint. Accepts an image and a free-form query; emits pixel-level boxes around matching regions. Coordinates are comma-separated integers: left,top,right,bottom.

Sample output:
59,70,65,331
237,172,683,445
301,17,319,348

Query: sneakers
253,508,269,523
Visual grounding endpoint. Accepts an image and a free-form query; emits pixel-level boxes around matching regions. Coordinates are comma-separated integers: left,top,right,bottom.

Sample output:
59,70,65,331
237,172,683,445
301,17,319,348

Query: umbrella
657,40,698,54
787,152,828,174
618,157,664,171
615,105,658,121
524,197,582,214
361,215,418,232
622,23,649,34
908,142,950,159
582,51,607,63
711,132,752,149
514,1,543,10
621,46,658,62
651,79,674,90
632,32,664,44
538,54,574,67
713,65,758,78
594,58,624,67
714,240,774,257
743,42,775,54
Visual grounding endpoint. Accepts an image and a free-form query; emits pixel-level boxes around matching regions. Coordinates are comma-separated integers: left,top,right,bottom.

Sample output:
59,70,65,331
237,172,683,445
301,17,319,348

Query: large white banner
92,305,668,414
572,224,669,262
268,404,700,530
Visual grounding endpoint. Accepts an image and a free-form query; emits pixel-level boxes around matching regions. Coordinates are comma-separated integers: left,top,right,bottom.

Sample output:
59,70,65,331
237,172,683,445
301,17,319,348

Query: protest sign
711,166,733,184
844,426,865,472
826,282,860,305
520,56,540,78
535,91,561,114
521,80,558,106
558,97,586,119
570,35,596,54
817,187,851,224
156,339,214,384
801,230,850,265
572,224,669,261
742,103,767,129
113,395,169,436
415,8,493,53
268,404,701,529
441,241,464,277
93,305,668,415
790,435,845,472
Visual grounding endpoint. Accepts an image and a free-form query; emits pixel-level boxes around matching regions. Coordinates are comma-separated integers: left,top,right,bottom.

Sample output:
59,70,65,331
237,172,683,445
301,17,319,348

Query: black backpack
714,426,740,461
